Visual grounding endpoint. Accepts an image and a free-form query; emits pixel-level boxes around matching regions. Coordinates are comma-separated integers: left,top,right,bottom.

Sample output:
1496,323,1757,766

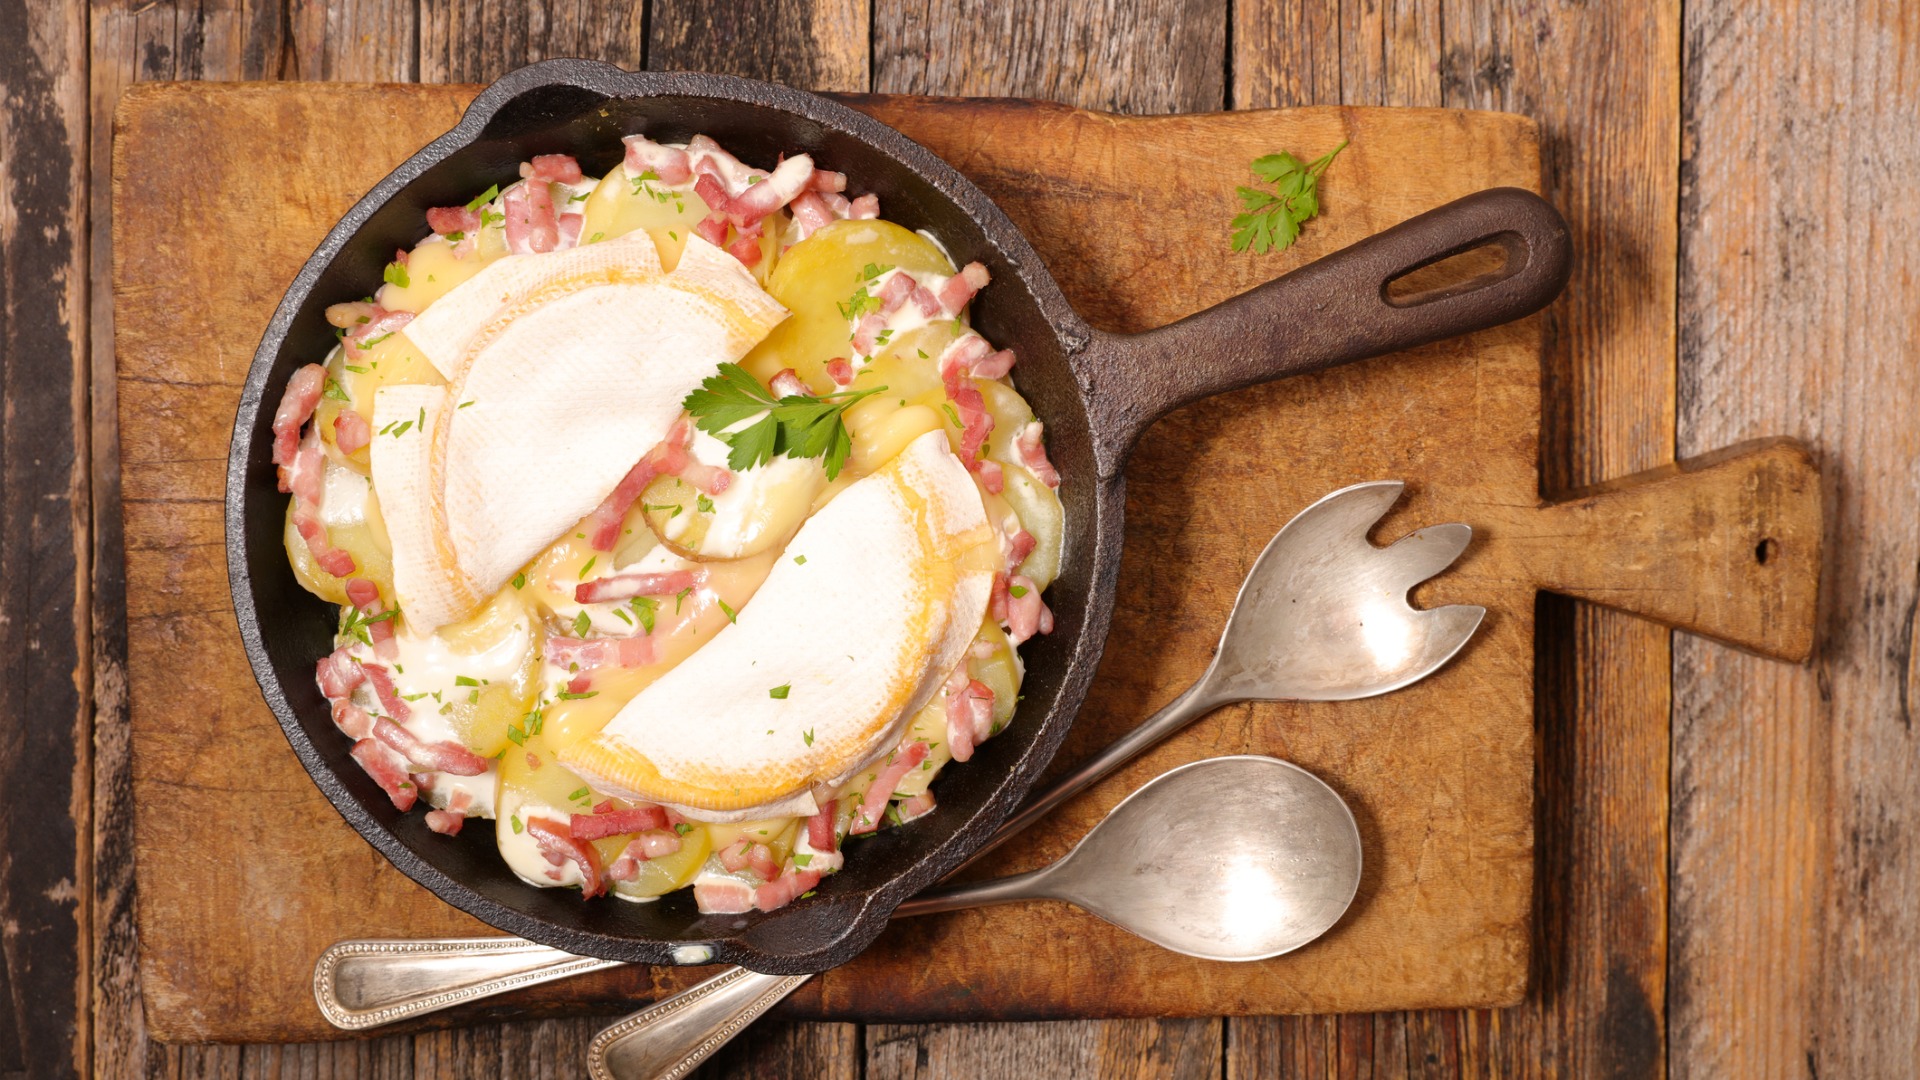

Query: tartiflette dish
273,134,1064,915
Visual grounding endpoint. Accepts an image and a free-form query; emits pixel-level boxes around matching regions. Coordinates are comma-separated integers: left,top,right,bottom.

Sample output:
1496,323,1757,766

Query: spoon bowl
901,755,1363,961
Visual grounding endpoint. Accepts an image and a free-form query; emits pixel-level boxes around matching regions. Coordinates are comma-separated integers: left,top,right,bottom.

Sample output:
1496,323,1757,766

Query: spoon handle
312,937,623,1030
956,677,1230,870
586,967,811,1080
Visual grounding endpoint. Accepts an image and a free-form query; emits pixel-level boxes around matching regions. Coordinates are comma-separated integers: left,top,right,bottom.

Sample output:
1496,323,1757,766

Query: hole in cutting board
1756,537,1777,565
1385,243,1510,305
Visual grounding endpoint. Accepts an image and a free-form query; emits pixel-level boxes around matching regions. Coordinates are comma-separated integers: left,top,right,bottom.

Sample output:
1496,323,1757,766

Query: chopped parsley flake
557,690,599,700
454,675,480,687
382,262,409,289
860,262,894,281
630,596,658,633
940,403,961,428
568,786,590,801
572,611,592,637
718,598,738,623
675,587,691,613
643,501,682,519
579,555,597,579
793,853,813,867
769,684,790,700
357,331,393,350
794,554,807,565
458,399,476,409
1009,583,1030,598
510,814,523,834
343,364,369,374
464,184,500,213
321,378,350,403
836,285,882,322
590,231,605,242
674,822,693,835
696,494,715,513
512,572,526,589
804,728,814,746
612,607,632,625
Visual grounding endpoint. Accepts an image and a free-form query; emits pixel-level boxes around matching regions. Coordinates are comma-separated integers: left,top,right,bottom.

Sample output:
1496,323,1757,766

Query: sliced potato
578,166,712,270
609,825,712,899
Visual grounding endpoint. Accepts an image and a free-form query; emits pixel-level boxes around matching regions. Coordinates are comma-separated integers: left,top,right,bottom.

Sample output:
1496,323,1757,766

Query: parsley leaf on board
1230,140,1348,255
681,362,886,480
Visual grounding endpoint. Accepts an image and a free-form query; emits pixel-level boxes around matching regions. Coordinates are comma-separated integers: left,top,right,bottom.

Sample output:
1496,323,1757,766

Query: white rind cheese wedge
403,231,664,379
370,384,465,629
560,430,997,820
379,234,788,631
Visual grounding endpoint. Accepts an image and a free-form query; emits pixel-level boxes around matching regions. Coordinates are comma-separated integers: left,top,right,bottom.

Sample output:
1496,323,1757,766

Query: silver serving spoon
313,480,1481,1030
589,756,1361,1080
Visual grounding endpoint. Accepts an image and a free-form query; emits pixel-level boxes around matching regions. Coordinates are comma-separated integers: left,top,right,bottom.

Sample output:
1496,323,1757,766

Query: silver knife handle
587,967,811,1080
313,937,624,1030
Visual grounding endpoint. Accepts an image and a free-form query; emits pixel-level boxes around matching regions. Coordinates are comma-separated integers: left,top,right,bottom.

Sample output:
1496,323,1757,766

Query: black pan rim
225,59,1124,973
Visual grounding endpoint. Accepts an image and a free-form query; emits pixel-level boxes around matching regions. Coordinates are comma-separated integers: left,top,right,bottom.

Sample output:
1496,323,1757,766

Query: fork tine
1382,522,1474,592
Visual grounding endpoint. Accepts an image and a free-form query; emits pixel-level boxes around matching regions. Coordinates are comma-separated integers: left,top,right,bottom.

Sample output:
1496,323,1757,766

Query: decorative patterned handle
312,937,623,1030
586,967,813,1080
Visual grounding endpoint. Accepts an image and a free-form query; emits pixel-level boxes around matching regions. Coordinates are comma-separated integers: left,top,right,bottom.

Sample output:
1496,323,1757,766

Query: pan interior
230,67,1117,970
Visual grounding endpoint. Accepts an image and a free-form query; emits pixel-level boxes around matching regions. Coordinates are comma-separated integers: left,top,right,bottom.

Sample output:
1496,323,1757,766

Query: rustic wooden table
2,0,1912,1077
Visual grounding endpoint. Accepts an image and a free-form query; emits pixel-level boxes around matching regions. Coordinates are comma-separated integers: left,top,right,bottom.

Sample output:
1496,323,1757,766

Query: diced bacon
545,633,656,672
718,837,752,872
569,806,669,841
582,419,692,550
688,135,750,183
574,569,702,605
425,790,474,836
754,865,823,912
350,738,417,811
724,155,815,226
975,458,1004,495
558,212,584,248
693,174,732,216
341,307,414,353
331,700,374,740
392,247,411,266
694,879,757,914
690,212,728,249
345,577,380,609
606,854,636,882
525,753,543,770
851,314,886,356
808,168,847,192
362,663,410,722
824,358,854,386
681,459,733,495
316,646,364,700
325,301,378,329
897,790,938,823
876,271,916,314
972,349,1016,379
938,261,991,315
850,741,930,835
942,366,994,469
820,192,851,216
288,447,356,576
1006,573,1053,646
727,230,763,267
372,715,488,776
1016,420,1061,487
272,365,327,469
807,799,838,852
333,409,371,455
1007,528,1037,570
747,843,780,881
788,191,835,241
527,154,584,184
622,135,692,185
769,368,812,398
989,571,1011,624
566,671,592,695
525,816,606,898
944,666,993,763
426,205,481,236
847,194,880,219
502,181,560,255
910,282,944,317
939,334,991,382
634,829,683,859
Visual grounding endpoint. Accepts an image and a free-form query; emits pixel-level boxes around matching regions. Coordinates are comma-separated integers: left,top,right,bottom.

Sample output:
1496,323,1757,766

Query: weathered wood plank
649,0,868,93
874,0,1225,113
1228,0,1680,1076
418,0,644,84
0,0,91,1075
1671,0,1920,1075
869,1019,1224,1080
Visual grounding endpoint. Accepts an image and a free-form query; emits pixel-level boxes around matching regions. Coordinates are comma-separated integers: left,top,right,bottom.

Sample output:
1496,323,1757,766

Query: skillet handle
1069,186,1571,478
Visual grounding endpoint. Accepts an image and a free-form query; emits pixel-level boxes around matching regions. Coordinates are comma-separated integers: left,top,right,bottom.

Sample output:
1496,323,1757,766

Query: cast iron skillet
227,59,1570,974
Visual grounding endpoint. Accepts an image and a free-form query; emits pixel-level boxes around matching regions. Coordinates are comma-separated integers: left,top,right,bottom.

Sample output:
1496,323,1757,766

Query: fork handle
955,675,1235,871
313,937,622,1030
587,967,812,1080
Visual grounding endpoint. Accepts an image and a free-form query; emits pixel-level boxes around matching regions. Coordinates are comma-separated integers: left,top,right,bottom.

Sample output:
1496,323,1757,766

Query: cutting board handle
1071,186,1572,477
1518,438,1824,662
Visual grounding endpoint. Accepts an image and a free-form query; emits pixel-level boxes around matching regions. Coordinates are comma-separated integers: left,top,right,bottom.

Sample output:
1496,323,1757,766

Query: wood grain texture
1671,0,1920,1075
649,0,868,93
1228,1,1683,1077
873,0,1225,113
419,1,644,84
0,0,91,1077
867,1018,1224,1079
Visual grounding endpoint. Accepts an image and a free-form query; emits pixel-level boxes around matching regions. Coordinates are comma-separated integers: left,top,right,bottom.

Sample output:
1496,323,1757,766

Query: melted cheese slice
378,233,789,630
560,431,997,820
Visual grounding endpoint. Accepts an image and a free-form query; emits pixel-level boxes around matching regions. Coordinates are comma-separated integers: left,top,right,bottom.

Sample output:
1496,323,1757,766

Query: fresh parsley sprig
1230,140,1348,255
682,363,885,480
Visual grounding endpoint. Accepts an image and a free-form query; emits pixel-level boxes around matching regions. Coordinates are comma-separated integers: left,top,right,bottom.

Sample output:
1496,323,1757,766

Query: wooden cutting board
114,82,1818,1044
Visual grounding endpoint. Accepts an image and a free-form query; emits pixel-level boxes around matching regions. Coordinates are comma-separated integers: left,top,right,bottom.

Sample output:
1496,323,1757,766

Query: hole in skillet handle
1384,239,1514,306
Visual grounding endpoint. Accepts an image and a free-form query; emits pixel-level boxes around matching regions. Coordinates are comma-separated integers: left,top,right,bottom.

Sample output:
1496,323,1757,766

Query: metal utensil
590,755,1361,1080
314,479,1480,1030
